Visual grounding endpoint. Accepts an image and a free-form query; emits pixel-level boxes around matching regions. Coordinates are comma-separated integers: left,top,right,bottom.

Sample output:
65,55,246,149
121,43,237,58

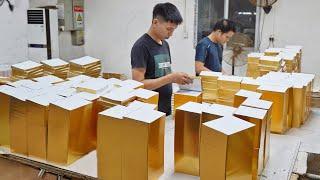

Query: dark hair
213,19,236,33
153,3,183,25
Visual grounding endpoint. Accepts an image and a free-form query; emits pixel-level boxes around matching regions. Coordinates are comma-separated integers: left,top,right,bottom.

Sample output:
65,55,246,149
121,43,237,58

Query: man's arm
132,68,192,90
195,61,211,75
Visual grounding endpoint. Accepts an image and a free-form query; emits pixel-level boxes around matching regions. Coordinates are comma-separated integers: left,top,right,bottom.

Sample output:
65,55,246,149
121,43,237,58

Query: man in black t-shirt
131,3,192,115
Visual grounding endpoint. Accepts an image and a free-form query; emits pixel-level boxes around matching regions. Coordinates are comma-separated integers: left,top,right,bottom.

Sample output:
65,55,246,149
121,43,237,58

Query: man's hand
170,72,193,85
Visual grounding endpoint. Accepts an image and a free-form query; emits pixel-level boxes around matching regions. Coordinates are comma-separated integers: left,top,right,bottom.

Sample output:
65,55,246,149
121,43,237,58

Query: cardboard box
0,85,16,147
258,84,289,134
173,90,202,115
234,106,268,179
26,94,64,159
174,102,205,176
202,103,236,123
234,89,262,107
200,116,255,180
97,105,165,180
47,96,94,165
241,97,273,167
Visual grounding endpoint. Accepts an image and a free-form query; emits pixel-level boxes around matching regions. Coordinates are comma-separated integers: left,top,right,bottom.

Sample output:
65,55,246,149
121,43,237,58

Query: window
196,0,257,48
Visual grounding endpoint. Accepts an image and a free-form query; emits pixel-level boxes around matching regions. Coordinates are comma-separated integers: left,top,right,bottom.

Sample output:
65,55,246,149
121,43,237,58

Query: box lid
203,115,255,135
124,108,165,124
176,101,204,114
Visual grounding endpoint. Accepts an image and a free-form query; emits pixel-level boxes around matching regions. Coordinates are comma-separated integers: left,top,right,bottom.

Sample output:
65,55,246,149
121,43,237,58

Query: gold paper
200,117,255,180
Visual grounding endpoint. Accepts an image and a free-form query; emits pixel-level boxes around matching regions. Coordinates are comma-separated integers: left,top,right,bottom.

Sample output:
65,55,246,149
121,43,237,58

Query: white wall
260,0,320,75
0,0,29,65
29,0,85,60
84,0,195,77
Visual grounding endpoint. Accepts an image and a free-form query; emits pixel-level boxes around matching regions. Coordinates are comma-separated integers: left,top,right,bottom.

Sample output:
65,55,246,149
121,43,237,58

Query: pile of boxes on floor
247,45,302,78
0,73,161,166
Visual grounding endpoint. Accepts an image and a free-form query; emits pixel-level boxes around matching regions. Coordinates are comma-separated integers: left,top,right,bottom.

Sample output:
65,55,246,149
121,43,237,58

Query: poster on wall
74,6,84,29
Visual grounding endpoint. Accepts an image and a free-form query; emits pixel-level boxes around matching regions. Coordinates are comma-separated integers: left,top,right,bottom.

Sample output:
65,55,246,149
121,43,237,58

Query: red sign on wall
74,6,84,12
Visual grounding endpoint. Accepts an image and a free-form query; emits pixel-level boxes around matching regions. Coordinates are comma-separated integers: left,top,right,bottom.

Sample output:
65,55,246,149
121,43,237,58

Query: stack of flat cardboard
234,106,268,179
217,75,243,106
264,48,283,56
69,56,101,78
200,116,255,180
247,53,263,78
259,56,284,76
200,71,222,103
41,58,69,79
285,46,302,72
131,88,159,107
11,61,43,81
117,79,144,89
99,87,136,110
97,105,165,180
47,96,95,165
278,52,297,73
240,77,261,92
76,78,111,94
33,75,64,84
102,72,126,80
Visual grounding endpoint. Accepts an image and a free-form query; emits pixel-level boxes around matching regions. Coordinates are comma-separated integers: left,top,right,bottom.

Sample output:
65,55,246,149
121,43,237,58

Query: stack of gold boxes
131,88,159,106
173,90,202,116
278,52,297,73
97,105,165,180
241,97,273,167
41,58,70,79
99,87,136,110
234,105,268,179
247,53,264,78
11,61,44,81
264,48,283,56
240,77,261,92
47,95,95,164
259,56,284,76
234,89,262,108
26,93,64,159
69,56,102,78
103,72,126,80
200,71,222,103
33,75,64,84
285,45,302,72
217,75,243,106
200,116,255,180
258,84,289,134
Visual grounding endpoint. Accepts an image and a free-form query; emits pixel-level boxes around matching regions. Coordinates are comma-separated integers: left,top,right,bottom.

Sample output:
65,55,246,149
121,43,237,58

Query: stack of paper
69,56,101,78
217,75,243,106
11,61,44,81
200,71,222,103
41,58,70,79
102,72,126,80
247,53,263,78
259,56,284,76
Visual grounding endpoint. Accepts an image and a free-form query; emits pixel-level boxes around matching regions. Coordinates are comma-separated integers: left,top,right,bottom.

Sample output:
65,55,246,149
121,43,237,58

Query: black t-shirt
131,33,172,115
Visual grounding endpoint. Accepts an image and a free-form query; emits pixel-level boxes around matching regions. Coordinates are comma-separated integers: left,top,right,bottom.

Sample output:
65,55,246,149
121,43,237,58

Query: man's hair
213,19,236,33
153,3,183,25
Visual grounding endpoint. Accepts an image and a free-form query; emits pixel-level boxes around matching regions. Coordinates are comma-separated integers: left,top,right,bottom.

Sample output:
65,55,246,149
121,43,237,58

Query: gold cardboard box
291,85,305,128
173,91,202,115
26,94,64,159
202,103,236,123
241,97,273,168
47,96,95,165
174,102,205,176
97,105,165,180
0,85,15,147
241,78,260,92
218,76,242,90
264,48,283,56
200,116,255,180
234,90,262,108
234,106,268,179
216,99,234,106
258,85,289,134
